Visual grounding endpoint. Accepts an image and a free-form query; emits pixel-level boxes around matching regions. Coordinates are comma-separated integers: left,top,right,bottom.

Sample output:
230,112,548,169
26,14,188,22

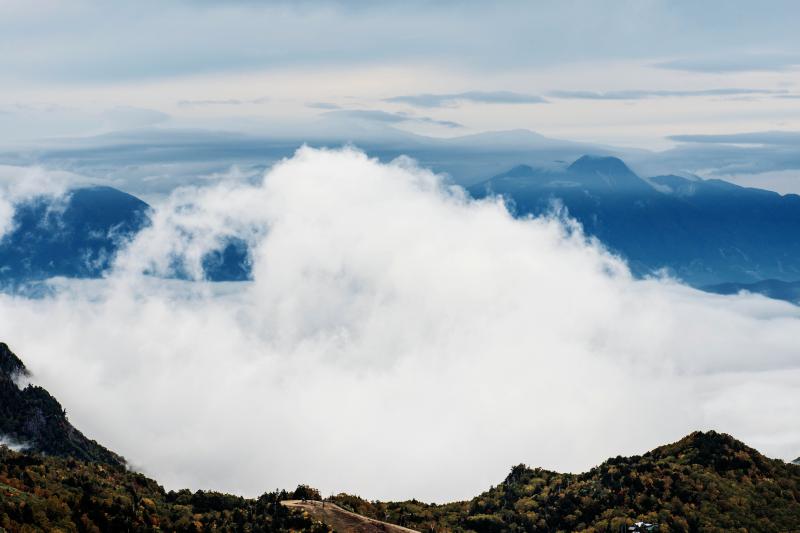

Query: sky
1,0,800,503
2,0,800,151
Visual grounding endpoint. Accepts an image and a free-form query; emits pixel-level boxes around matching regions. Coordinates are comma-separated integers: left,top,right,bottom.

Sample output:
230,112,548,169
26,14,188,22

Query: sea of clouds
0,147,799,502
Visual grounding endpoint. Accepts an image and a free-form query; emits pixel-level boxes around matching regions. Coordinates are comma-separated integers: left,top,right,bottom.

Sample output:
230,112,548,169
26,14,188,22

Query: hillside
0,343,124,466
332,431,800,532
0,446,331,532
283,500,419,533
2,342,800,531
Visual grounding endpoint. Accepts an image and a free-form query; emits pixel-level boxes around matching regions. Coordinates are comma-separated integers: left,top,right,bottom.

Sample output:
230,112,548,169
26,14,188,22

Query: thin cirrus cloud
306,102,341,110
549,88,787,100
385,91,547,108
668,131,800,145
323,109,463,128
654,53,800,73
178,98,270,107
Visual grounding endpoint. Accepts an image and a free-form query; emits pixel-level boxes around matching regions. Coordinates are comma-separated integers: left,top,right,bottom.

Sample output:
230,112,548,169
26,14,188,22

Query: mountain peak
499,164,536,178
0,342,125,466
568,154,635,176
0,342,28,378
648,430,771,474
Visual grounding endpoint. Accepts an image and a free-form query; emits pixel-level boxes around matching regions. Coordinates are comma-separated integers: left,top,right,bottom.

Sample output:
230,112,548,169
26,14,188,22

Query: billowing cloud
550,88,786,100
0,165,95,238
0,147,799,504
386,91,547,108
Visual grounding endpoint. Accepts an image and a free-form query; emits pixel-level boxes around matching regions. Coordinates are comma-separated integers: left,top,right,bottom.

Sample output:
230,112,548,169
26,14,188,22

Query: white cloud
0,147,798,503
0,435,29,452
0,165,93,238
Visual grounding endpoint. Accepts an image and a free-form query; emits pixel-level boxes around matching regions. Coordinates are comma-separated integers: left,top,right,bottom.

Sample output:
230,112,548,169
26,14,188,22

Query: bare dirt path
282,500,420,533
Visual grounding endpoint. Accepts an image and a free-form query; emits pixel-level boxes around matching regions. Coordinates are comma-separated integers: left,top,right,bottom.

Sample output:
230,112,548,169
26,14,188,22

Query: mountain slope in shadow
470,155,800,287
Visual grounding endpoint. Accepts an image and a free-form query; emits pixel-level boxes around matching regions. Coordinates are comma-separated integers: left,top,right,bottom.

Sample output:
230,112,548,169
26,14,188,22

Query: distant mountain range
0,186,248,286
1,154,799,302
1,342,799,531
470,155,800,287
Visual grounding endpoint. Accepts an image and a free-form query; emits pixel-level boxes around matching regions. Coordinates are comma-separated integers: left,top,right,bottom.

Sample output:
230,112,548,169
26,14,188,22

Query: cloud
0,104,171,143
1,147,799,504
668,131,800,145
178,98,269,106
0,165,95,238
386,91,547,108
6,1,800,84
323,109,462,128
0,435,29,452
550,88,786,100
655,53,800,73
101,106,170,128
306,102,341,110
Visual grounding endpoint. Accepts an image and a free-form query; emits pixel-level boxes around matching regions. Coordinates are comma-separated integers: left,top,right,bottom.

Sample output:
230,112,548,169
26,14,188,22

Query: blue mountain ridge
469,155,800,288
0,186,249,287
2,156,799,303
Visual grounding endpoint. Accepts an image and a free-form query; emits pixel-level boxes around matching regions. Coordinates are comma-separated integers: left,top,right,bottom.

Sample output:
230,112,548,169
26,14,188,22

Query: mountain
2,342,800,531
1,127,626,191
0,342,124,466
0,445,330,532
702,279,800,304
332,431,800,532
0,186,149,283
0,342,328,532
0,186,250,286
469,156,800,287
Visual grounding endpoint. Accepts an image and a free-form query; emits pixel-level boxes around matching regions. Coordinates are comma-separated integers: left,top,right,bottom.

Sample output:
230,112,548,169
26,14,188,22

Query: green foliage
292,484,322,501
0,446,331,532
332,431,800,532
3,343,799,532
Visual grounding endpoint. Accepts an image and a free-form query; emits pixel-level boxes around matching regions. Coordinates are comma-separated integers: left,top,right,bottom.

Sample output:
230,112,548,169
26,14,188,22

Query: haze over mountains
3,149,798,299
471,154,800,287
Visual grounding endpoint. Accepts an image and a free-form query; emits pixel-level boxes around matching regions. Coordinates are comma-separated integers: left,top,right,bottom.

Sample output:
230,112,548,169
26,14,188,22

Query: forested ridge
0,447,329,532
2,342,799,532
331,432,800,532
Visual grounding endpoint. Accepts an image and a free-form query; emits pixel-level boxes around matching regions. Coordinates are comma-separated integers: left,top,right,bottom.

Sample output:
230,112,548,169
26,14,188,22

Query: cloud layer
550,88,787,100
0,147,799,503
386,91,547,108
322,109,462,128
